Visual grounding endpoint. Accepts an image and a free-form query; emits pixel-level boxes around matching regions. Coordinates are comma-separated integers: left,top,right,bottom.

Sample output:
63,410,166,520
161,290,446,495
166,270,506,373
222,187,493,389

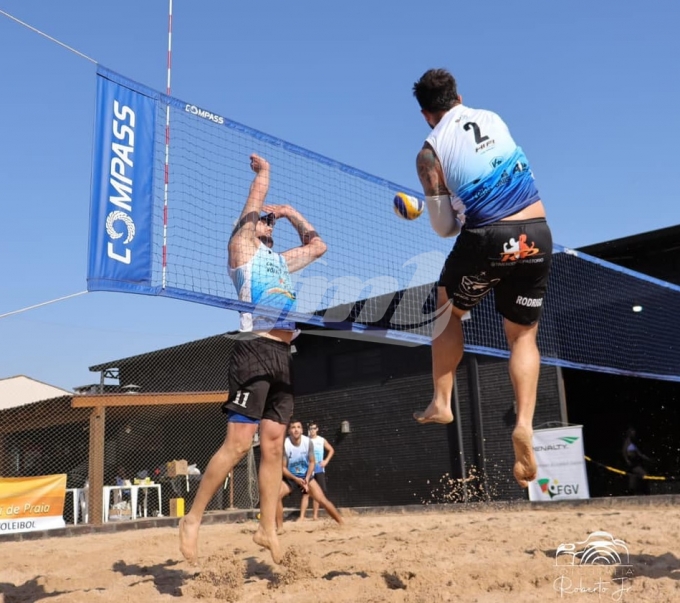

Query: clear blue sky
1,0,678,391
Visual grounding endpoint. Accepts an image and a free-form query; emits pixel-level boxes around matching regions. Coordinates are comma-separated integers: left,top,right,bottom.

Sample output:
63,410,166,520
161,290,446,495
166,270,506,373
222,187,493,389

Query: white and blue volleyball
393,192,424,220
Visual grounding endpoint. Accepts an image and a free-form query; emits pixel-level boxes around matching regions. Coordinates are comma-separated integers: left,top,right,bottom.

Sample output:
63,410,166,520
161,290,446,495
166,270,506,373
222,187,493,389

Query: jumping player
411,69,553,488
179,154,327,564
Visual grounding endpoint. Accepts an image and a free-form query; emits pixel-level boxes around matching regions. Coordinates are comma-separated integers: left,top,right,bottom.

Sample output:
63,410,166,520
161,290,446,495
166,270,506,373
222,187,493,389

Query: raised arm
228,154,270,268
263,204,327,273
416,143,463,238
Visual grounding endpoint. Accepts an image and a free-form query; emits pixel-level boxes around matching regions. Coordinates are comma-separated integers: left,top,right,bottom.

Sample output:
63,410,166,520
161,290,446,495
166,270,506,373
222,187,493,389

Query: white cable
0,291,88,319
0,9,97,63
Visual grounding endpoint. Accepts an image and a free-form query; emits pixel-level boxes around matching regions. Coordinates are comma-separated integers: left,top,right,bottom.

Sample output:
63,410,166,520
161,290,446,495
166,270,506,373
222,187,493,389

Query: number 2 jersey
425,104,541,229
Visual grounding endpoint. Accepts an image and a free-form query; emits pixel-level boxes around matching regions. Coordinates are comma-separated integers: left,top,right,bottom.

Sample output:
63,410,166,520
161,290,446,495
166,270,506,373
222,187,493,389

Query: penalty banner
528,425,590,502
0,474,67,534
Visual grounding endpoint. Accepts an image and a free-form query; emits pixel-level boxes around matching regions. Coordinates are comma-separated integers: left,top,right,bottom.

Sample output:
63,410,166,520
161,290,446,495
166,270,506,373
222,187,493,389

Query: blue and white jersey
285,435,312,478
229,242,297,332
426,104,540,228
310,436,326,474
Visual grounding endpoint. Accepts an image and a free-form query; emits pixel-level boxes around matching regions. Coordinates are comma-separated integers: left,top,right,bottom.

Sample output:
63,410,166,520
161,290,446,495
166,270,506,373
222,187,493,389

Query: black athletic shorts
222,334,294,424
438,218,552,325
313,472,327,494
284,474,315,495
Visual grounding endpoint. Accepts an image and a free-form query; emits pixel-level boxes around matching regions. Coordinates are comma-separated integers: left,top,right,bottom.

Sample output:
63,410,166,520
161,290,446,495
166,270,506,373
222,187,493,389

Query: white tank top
310,436,326,474
285,435,311,478
426,104,540,228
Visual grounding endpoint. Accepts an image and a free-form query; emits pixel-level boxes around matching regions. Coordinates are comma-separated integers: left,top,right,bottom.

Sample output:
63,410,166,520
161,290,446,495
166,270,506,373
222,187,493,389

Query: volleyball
393,192,424,220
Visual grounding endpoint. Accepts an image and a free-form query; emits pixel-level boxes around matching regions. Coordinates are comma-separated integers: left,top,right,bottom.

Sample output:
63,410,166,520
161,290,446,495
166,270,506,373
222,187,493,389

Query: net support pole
161,0,173,288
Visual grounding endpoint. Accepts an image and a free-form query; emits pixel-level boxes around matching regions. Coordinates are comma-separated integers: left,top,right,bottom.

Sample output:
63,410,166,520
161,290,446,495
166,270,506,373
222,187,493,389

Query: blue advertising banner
88,69,156,293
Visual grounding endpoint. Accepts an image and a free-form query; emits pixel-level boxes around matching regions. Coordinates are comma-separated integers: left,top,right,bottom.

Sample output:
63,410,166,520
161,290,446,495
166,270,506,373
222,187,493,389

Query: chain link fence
0,334,260,525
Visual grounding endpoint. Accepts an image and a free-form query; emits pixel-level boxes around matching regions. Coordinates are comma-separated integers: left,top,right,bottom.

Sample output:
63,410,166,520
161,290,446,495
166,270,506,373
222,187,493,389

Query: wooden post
87,406,106,525
229,471,234,508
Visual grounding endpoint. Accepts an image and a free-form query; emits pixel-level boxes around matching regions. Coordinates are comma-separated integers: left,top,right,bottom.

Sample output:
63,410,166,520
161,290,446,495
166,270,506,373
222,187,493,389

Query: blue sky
1,0,678,390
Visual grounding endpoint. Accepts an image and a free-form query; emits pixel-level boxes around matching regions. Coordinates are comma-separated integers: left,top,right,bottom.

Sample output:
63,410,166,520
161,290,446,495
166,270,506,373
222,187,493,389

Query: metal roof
88,332,236,371
578,224,680,285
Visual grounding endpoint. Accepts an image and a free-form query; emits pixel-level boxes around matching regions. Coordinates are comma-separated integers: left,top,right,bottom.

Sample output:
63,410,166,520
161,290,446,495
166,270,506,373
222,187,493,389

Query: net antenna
162,0,174,289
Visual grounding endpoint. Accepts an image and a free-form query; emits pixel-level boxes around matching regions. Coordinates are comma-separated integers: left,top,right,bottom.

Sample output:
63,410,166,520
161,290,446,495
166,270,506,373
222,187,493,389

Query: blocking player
179,154,327,564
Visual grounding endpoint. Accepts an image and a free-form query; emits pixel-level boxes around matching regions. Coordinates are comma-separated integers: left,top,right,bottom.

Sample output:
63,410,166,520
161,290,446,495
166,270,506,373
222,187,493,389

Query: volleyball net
88,66,680,381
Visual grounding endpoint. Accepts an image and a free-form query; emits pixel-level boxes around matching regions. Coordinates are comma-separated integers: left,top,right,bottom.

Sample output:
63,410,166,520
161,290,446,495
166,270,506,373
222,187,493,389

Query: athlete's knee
225,437,252,459
259,422,286,455
224,425,256,457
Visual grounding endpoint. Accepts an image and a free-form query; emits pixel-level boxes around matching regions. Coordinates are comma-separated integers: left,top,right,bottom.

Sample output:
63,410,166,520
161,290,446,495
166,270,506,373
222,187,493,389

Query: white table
103,484,162,522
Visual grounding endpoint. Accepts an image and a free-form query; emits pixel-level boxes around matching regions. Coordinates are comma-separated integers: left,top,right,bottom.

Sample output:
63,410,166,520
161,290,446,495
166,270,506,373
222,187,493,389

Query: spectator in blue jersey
299,422,335,520
179,154,327,565
411,69,553,489
278,419,343,528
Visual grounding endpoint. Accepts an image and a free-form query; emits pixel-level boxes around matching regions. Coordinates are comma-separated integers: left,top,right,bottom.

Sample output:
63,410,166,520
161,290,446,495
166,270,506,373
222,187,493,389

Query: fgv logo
538,477,581,499
106,100,137,264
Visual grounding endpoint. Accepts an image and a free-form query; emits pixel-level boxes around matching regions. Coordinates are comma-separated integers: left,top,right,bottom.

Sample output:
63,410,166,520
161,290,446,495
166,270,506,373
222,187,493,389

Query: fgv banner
0,474,67,534
88,68,156,293
528,425,590,502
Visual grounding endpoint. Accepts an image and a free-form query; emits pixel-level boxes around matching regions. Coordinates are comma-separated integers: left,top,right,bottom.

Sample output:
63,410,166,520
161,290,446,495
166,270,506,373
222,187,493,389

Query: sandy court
0,501,679,603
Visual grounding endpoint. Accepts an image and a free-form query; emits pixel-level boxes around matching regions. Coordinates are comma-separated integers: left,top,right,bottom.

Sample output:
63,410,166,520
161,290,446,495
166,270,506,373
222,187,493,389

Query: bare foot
512,426,537,488
413,401,453,425
253,526,283,564
179,516,200,565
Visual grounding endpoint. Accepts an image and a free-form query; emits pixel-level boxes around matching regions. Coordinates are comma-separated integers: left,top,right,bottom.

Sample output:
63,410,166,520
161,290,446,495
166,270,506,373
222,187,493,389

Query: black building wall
563,369,680,497
456,356,564,501
568,226,680,496
291,332,563,507
91,327,564,510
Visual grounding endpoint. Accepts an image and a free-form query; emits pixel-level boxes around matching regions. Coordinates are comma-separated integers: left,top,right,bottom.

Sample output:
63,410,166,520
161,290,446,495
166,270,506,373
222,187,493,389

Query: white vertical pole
161,0,173,289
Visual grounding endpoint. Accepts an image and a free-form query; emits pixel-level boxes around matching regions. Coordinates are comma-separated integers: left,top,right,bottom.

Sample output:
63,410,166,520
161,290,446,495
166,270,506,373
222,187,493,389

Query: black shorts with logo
222,334,294,424
438,218,552,325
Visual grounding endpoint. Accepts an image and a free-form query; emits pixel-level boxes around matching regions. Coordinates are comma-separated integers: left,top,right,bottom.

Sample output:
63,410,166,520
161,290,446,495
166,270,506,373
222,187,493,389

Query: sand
0,501,679,603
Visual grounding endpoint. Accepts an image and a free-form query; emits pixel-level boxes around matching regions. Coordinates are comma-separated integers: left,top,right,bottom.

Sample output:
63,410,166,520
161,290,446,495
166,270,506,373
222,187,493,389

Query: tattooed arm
416,143,450,196
263,204,327,273
416,143,463,237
